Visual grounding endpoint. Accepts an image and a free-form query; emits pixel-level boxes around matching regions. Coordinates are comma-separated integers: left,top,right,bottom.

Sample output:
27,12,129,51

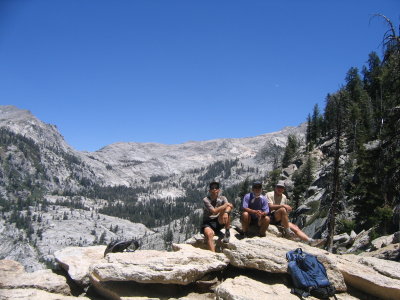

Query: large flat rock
222,234,347,292
214,275,359,300
0,259,71,296
90,244,229,285
0,288,84,300
54,245,106,286
333,254,400,300
215,276,299,300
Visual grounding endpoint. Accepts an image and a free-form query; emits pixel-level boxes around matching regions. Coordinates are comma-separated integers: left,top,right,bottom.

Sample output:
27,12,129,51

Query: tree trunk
326,98,342,252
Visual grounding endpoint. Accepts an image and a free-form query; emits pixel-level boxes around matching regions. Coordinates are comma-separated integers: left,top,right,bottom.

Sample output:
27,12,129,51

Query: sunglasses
210,187,220,190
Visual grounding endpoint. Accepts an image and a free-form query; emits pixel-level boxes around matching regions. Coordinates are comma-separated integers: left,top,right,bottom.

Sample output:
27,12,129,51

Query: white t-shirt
266,191,288,206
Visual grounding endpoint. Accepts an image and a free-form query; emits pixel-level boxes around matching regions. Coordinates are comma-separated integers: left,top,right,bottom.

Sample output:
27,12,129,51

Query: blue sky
0,1,399,151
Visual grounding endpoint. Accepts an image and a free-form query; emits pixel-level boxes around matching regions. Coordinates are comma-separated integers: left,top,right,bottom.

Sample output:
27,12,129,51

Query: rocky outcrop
0,259,76,300
215,275,360,300
215,276,300,300
346,228,373,253
90,244,229,285
55,245,106,287
4,232,400,299
333,254,400,300
360,243,400,261
223,234,347,292
371,233,396,250
0,289,80,300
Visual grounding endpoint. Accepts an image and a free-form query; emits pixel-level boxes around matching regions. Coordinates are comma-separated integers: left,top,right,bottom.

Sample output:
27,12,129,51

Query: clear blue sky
0,1,398,151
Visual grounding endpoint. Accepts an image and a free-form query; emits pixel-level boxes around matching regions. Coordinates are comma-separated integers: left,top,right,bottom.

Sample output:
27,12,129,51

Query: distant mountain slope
0,105,306,193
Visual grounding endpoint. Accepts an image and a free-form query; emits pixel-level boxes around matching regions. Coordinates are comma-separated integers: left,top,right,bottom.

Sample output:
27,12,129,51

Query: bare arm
268,203,292,212
208,202,233,215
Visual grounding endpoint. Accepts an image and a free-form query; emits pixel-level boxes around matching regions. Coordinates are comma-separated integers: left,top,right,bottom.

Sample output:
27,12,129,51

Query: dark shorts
201,219,223,234
268,211,281,226
241,213,265,227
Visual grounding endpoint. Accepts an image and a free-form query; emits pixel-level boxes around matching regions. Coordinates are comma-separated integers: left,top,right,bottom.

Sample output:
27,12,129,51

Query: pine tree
362,52,383,137
306,114,312,151
292,155,315,209
282,134,298,168
99,231,107,244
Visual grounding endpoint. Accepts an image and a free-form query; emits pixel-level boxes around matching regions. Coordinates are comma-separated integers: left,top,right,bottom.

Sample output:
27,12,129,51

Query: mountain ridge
0,105,306,189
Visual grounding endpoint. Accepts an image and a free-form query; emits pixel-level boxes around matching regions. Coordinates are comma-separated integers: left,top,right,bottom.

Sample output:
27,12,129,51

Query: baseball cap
252,181,262,188
276,180,286,188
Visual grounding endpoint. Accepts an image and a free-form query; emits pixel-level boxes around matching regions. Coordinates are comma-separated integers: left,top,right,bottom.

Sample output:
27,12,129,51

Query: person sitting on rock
241,181,270,237
201,181,233,252
267,180,324,247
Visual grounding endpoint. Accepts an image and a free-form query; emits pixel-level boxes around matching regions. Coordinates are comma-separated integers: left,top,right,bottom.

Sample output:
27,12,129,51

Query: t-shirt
266,191,288,209
242,193,269,216
202,196,228,221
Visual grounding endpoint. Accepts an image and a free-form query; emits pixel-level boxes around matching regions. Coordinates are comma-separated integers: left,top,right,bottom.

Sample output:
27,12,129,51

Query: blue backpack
286,248,337,299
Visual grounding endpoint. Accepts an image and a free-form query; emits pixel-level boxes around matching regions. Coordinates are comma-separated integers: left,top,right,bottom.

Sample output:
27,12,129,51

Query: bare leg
289,223,309,242
219,212,230,230
203,227,215,252
273,207,289,228
241,211,251,233
258,215,270,237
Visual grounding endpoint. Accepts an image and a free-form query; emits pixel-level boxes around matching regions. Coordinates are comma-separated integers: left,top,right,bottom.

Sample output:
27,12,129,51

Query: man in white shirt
267,180,324,247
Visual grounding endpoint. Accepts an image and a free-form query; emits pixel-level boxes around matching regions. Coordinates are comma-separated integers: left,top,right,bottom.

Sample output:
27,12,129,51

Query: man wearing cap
241,181,270,237
267,180,323,246
201,181,233,252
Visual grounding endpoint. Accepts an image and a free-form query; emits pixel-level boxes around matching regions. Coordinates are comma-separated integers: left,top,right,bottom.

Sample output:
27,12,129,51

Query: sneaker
309,238,326,248
222,229,230,243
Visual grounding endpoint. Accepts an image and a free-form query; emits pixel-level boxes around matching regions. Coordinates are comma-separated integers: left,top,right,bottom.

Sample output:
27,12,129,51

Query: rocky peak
0,105,71,153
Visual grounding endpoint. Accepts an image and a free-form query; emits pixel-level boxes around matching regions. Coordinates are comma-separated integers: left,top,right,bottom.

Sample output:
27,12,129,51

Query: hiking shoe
282,228,295,239
222,229,230,243
309,238,326,248
239,231,248,239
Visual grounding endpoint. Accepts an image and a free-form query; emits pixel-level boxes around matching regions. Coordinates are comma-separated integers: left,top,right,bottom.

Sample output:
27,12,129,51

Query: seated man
267,180,323,246
241,181,270,237
201,181,233,252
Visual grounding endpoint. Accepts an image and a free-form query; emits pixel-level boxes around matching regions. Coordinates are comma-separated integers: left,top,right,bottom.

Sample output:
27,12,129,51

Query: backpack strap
291,287,310,298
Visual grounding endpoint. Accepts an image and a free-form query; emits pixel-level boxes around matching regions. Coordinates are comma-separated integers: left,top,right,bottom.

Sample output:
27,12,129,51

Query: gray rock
346,228,373,253
215,275,299,300
0,289,82,300
283,164,297,177
334,233,350,244
360,243,400,261
90,244,229,285
215,275,359,300
293,204,311,215
333,254,400,300
0,259,71,296
371,234,395,250
55,245,107,286
222,234,346,292
393,231,400,243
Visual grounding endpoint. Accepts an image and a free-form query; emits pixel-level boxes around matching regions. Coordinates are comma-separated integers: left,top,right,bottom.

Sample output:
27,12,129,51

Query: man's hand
224,203,233,213
283,204,292,213
255,210,264,217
